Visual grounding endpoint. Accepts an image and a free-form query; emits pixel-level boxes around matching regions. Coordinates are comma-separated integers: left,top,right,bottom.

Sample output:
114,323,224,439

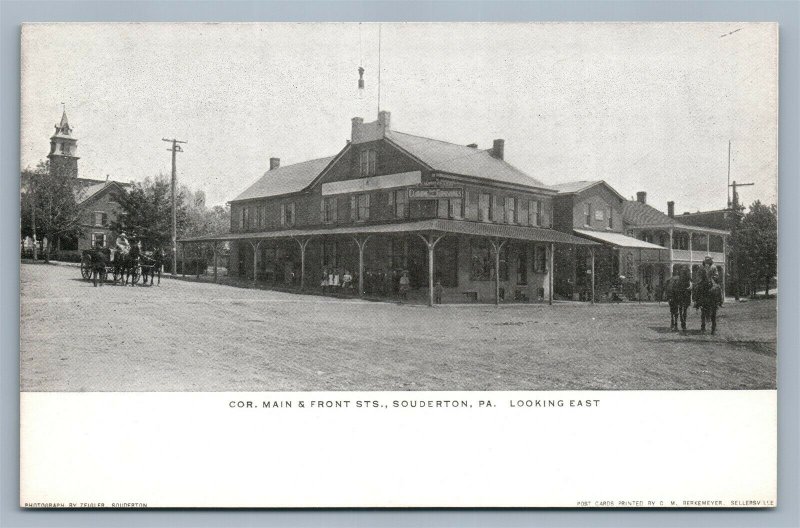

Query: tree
111,174,189,250
730,200,777,297
20,160,83,261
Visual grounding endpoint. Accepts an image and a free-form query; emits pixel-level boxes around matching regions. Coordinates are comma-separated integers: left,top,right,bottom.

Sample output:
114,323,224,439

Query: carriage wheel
131,267,141,284
80,260,92,280
113,267,122,283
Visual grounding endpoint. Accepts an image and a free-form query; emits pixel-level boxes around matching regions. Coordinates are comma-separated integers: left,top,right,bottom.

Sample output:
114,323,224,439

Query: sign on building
408,187,464,200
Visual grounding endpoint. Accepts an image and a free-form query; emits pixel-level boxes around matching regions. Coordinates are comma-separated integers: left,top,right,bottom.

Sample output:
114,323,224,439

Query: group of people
320,267,413,299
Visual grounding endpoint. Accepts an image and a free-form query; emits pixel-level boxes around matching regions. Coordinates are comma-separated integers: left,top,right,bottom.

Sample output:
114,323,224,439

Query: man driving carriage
115,231,131,256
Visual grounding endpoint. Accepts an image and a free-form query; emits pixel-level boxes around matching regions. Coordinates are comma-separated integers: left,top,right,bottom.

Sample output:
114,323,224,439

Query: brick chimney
491,139,505,160
636,191,647,204
378,110,391,130
351,117,364,142
667,201,675,218
269,157,280,171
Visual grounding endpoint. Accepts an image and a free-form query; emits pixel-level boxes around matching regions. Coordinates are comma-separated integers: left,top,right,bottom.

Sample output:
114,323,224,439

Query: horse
89,248,110,287
140,248,164,286
111,245,141,286
694,268,722,334
666,269,692,331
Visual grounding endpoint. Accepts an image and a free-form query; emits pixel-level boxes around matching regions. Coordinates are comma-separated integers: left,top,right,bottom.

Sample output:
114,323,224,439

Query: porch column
668,228,674,273
706,233,711,256
416,233,445,307
590,247,595,305
249,240,262,286
181,242,186,277
212,242,218,282
292,236,313,291
549,243,554,306
688,232,693,263
352,235,373,298
489,238,507,307
721,265,726,303
638,247,642,303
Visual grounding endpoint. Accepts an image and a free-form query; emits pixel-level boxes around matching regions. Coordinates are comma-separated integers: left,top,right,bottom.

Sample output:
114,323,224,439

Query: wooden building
180,111,595,304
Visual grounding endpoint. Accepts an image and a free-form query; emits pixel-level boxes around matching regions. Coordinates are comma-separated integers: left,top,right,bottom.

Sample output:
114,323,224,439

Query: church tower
47,109,79,178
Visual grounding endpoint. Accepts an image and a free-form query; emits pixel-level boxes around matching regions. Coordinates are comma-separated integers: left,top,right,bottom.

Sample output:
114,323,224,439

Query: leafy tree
730,200,777,297
111,174,189,251
20,160,83,261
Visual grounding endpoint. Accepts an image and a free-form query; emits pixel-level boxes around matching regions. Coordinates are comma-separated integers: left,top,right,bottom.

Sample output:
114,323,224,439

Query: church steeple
47,106,79,178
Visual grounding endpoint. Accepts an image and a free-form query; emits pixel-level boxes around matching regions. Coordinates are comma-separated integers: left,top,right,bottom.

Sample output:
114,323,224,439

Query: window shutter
364,194,370,219
332,197,338,223
320,197,326,223
350,196,357,221
493,195,503,222
280,203,286,226
518,199,528,226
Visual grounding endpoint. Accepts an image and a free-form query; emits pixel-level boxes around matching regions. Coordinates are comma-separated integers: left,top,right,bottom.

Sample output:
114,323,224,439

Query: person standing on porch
399,270,410,301
434,280,444,304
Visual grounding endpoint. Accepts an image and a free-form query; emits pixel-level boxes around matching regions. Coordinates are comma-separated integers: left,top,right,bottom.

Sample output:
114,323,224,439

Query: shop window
516,245,528,285
391,239,408,269
470,239,492,281
533,245,548,273
434,237,459,287
323,240,338,267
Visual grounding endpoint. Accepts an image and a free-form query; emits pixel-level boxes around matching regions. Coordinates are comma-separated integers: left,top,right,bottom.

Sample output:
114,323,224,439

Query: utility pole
728,180,754,211
162,138,187,275
30,176,37,261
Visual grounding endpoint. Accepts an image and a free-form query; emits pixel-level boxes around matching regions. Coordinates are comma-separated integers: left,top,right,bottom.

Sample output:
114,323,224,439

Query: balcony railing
672,249,725,263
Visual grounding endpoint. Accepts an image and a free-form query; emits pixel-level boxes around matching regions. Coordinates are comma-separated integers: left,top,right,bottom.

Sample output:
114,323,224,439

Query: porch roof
573,229,669,250
179,219,598,245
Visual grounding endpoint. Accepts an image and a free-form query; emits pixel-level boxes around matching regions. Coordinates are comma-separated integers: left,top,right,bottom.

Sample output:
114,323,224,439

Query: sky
20,22,777,211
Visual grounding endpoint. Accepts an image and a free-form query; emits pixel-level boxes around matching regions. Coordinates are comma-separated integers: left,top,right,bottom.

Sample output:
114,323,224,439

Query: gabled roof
232,155,337,202
75,180,126,205
551,180,626,201
385,130,552,191
622,200,674,227
622,200,730,234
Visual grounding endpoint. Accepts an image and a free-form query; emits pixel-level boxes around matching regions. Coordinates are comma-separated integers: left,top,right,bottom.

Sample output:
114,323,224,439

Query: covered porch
178,219,597,306
557,229,671,302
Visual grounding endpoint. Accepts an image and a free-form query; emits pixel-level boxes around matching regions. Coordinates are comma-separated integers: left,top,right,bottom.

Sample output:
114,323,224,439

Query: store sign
408,187,464,200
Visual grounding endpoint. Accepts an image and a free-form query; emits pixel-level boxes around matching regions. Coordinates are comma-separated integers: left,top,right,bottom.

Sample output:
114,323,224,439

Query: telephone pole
162,138,187,275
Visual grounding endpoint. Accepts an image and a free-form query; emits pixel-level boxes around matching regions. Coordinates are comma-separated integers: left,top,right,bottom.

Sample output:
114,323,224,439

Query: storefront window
470,239,492,281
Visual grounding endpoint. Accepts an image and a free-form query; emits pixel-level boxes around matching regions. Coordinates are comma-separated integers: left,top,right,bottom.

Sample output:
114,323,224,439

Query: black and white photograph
18,21,778,508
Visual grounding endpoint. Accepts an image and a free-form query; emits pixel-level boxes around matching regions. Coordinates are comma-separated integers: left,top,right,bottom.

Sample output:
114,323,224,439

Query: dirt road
20,262,776,391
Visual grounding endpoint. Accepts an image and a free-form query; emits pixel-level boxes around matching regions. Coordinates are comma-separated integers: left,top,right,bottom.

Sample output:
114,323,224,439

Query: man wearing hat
701,255,720,285
115,231,131,256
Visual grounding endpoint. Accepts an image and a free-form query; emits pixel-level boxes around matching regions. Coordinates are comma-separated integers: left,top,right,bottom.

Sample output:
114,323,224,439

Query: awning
573,229,668,250
180,219,598,246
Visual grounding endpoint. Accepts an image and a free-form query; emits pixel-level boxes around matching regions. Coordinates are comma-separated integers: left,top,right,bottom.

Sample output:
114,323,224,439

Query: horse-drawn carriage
79,247,163,286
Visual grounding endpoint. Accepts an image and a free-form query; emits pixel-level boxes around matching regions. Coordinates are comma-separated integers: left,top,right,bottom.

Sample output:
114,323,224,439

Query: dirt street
20,262,776,391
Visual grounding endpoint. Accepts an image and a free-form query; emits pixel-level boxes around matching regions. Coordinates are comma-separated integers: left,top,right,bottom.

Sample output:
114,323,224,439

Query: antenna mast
377,24,382,114
726,140,731,208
